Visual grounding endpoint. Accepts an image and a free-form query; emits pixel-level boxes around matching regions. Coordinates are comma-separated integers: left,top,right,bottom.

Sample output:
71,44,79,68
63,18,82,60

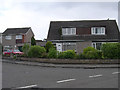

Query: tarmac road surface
2,62,119,89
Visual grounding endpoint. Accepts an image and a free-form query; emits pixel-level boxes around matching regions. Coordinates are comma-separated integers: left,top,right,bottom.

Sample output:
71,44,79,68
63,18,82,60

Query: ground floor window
63,43,76,51
4,46,13,50
92,42,103,50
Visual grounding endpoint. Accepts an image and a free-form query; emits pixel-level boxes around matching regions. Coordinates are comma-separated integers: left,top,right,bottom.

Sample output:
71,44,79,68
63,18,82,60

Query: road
2,62,119,89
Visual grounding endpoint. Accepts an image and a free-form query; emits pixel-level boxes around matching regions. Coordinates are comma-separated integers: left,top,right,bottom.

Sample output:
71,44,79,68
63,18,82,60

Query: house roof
3,27,31,35
47,20,120,41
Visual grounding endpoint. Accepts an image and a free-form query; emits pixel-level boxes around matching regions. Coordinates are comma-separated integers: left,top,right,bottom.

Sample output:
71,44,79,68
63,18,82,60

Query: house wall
2,35,16,49
36,41,46,47
76,27,91,35
76,41,92,53
24,29,34,45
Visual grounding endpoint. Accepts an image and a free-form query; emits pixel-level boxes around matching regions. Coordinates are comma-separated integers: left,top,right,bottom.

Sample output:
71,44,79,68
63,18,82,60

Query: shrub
63,50,76,59
101,43,120,59
83,47,102,59
58,52,65,59
22,43,30,57
28,45,46,58
75,53,86,59
85,50,102,59
48,48,57,58
45,41,55,53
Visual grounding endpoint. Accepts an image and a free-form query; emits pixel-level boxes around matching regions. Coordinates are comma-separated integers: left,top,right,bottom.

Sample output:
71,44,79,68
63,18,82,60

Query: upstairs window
16,35,22,39
91,27,105,35
5,35,12,40
62,28,76,35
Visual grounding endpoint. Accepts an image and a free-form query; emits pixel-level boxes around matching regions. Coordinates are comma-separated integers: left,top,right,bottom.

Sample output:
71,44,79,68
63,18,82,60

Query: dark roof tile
3,27,31,35
47,20,119,41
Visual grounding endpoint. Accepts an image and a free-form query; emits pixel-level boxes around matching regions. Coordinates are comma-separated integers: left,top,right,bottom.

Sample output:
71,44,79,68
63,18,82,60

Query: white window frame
16,35,22,39
5,35,12,40
92,42,105,50
91,27,105,35
62,28,76,35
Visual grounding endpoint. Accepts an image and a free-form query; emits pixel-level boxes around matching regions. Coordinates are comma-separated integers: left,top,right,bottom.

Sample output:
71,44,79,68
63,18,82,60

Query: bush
22,43,30,57
48,48,57,58
83,47,102,59
58,50,76,59
58,52,65,59
63,50,76,59
28,45,46,58
75,53,86,59
101,43,120,59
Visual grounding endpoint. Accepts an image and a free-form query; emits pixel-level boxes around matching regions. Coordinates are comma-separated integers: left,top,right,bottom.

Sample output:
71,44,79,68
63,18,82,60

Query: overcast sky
0,0,119,40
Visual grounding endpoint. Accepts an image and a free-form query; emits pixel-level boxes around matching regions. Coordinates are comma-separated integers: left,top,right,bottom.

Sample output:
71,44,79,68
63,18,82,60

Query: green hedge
101,43,120,59
23,43,120,59
83,47,102,59
58,50,76,59
48,48,57,58
28,45,46,58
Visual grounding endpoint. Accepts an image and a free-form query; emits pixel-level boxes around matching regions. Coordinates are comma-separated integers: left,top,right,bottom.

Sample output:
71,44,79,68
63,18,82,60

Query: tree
45,41,55,53
31,36,36,46
22,43,30,57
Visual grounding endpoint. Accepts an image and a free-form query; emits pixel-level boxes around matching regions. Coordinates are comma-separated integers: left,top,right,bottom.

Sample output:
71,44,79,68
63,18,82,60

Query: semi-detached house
47,20,120,54
2,27,34,51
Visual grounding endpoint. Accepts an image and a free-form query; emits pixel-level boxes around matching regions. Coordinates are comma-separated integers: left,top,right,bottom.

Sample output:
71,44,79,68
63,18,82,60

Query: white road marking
112,72,120,74
16,84,37,89
89,74,103,78
57,79,76,83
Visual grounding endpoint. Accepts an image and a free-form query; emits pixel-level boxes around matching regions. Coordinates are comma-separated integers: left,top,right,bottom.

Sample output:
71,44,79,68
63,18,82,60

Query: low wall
2,57,120,64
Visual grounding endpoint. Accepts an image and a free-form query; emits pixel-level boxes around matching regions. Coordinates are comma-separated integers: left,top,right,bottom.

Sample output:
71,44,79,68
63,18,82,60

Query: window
62,28,76,35
16,35,22,39
5,36,12,40
91,27,105,35
63,43,76,51
92,42,102,50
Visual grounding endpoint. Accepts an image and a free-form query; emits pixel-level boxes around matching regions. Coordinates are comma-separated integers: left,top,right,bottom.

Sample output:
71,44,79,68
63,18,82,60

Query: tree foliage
45,41,54,53
22,43,30,56
31,36,36,46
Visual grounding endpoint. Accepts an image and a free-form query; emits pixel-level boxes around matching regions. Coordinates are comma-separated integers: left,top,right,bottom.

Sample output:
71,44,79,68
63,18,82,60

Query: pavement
1,59,120,69
2,62,119,88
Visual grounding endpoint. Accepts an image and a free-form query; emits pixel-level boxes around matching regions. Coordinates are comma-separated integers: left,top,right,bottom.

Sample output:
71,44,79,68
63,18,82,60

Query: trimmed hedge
101,43,120,59
83,47,102,59
28,45,46,58
58,50,76,59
